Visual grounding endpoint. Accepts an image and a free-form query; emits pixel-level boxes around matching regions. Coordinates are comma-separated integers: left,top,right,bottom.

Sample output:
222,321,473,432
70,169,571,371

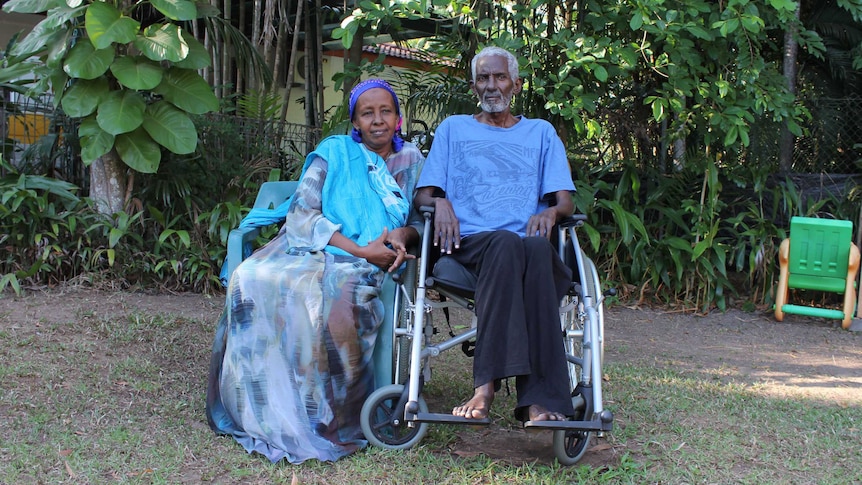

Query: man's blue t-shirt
417,114,575,238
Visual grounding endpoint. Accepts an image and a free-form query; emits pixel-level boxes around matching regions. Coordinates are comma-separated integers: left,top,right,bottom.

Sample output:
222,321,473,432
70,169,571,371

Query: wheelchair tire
360,384,429,450
553,387,593,465
583,256,605,365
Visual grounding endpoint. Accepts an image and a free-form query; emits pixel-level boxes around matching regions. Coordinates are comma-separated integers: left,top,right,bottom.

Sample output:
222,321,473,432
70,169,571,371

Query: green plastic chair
774,216,861,329
223,180,405,389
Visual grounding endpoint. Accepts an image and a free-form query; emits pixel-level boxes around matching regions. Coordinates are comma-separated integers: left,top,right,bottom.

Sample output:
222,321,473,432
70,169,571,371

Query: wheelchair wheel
583,256,605,364
360,384,429,450
393,306,412,385
553,387,593,465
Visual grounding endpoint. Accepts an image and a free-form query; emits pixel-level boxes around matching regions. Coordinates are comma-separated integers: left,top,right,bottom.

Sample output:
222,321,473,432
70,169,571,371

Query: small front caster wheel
360,384,429,450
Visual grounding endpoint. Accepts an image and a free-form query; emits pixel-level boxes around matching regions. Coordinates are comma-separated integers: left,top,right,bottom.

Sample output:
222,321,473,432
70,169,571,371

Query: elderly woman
206,79,424,463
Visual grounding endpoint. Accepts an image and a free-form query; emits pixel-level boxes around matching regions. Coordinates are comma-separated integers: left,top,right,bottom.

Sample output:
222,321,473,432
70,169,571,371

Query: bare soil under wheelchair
2,288,861,469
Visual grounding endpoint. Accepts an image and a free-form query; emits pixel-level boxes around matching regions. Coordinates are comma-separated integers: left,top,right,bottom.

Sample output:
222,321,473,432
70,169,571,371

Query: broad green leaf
593,65,608,82
1,0,56,14
153,67,219,114
111,56,164,90
96,90,146,135
61,77,108,117
46,29,74,68
78,117,115,163
63,41,114,79
115,127,161,173
688,26,711,40
724,125,738,146
173,31,211,69
0,61,41,83
629,13,643,31
651,99,664,121
150,0,197,21
134,23,188,62
177,230,190,247
85,1,140,49
769,0,798,11
108,228,122,248
142,101,198,154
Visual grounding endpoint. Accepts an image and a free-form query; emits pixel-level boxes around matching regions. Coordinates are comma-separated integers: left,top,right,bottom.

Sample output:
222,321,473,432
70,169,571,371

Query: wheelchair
360,206,614,465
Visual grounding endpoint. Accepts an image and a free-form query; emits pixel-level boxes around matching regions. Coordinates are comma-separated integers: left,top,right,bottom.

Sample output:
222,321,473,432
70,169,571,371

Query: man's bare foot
527,404,566,421
453,382,494,419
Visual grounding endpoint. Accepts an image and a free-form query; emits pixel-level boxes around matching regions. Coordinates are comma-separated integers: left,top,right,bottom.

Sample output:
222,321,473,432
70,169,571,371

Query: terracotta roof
362,43,457,67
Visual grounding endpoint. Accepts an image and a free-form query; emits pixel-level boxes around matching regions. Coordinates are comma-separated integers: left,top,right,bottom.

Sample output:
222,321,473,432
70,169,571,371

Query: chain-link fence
793,97,862,174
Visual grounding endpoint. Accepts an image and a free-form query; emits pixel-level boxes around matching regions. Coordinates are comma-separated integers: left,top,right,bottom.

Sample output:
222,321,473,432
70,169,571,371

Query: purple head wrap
348,78,404,153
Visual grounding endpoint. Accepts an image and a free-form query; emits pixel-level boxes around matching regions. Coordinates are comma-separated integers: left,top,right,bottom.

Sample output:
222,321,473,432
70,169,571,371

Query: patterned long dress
206,139,424,463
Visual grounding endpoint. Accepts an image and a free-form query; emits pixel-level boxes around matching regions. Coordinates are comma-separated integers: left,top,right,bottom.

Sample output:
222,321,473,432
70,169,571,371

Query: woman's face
352,87,399,157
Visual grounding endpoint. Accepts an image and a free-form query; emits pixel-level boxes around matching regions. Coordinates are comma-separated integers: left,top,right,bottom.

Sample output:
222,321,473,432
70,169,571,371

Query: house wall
282,52,421,127
0,11,41,49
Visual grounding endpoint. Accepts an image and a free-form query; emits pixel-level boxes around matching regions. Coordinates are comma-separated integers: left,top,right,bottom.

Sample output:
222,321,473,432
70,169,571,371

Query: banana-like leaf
153,67,218,114
63,41,114,79
173,31,211,69
1,0,56,14
142,101,197,154
78,116,115,164
150,0,197,21
46,29,74,69
61,77,108,117
96,90,145,135
9,16,64,58
111,56,164,90
85,1,140,50
115,127,161,173
134,23,187,62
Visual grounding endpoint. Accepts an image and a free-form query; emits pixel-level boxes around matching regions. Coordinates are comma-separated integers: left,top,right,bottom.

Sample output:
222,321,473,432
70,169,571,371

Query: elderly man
414,46,576,422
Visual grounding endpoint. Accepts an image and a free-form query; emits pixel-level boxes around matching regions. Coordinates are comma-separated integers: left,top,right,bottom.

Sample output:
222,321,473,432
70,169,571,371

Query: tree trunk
89,150,128,216
779,4,801,174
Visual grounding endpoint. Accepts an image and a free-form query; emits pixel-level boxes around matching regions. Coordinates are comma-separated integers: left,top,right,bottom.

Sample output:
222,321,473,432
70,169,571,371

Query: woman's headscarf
348,78,405,152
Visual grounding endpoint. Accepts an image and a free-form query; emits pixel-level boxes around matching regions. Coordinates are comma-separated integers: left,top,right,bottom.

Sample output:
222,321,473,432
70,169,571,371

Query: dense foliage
4,0,862,312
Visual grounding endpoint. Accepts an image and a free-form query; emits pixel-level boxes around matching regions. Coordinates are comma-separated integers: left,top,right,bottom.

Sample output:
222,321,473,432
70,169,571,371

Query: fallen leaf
59,449,73,457
64,461,76,479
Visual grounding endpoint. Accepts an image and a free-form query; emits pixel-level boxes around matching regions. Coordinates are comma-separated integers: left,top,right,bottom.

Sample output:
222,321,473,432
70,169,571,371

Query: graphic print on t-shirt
449,140,539,226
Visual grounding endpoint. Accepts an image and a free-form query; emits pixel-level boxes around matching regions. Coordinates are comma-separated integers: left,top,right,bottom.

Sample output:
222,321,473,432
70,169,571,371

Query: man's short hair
471,46,520,82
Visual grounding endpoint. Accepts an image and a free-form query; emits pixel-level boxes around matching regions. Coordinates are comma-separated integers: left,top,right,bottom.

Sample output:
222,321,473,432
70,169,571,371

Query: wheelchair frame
360,208,614,465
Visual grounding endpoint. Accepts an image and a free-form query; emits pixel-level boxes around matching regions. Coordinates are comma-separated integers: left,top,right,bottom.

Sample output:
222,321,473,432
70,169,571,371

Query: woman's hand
362,228,416,272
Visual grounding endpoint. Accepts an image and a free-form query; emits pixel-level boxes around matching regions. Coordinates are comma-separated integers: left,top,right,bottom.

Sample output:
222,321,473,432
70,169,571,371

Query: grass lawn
0,291,860,484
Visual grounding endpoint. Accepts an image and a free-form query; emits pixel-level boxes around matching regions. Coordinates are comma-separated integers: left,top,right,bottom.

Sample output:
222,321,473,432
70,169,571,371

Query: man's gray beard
480,93,512,113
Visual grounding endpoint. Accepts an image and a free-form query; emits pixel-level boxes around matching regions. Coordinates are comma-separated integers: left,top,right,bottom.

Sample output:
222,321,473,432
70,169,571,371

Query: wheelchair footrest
524,415,613,432
413,412,491,426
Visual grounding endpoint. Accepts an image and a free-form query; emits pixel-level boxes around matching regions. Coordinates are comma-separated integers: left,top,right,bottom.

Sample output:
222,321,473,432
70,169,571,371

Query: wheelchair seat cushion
432,256,477,295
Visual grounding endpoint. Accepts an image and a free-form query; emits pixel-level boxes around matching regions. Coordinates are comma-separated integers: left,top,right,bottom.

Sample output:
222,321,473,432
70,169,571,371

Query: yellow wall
6,113,54,144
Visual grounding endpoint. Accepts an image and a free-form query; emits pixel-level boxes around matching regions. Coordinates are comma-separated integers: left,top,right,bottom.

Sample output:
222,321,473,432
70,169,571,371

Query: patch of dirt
2,288,861,469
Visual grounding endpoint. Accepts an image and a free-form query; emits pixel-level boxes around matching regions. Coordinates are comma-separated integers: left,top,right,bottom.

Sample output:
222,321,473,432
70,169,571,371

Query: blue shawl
219,136,409,285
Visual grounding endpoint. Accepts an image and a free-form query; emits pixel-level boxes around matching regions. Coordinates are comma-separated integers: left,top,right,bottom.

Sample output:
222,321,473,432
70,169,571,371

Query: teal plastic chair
774,216,861,329
224,181,299,284
222,180,405,389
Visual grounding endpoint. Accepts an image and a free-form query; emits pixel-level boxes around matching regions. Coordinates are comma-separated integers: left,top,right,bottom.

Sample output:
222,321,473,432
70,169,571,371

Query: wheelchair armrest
558,214,587,228
224,225,265,284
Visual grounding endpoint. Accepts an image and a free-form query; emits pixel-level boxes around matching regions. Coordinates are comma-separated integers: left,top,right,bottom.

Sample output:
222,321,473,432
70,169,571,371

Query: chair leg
842,243,861,329
774,239,791,322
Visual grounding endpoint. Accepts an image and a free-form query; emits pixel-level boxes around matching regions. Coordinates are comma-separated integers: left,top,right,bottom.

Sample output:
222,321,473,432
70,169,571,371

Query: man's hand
526,207,557,239
431,198,460,254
